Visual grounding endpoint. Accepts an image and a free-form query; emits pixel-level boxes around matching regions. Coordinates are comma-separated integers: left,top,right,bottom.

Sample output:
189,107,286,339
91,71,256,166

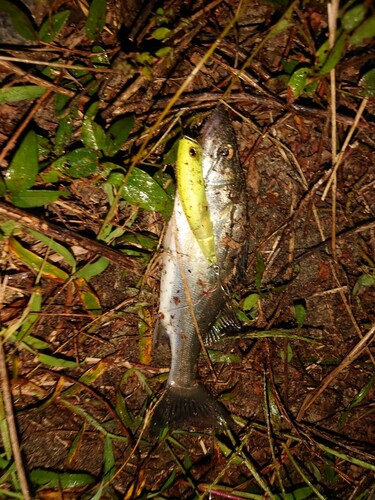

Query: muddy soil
0,0,374,498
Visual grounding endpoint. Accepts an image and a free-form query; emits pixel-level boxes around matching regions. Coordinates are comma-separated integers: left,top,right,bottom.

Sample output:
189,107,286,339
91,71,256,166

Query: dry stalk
0,55,114,73
296,323,375,421
0,343,31,499
327,0,339,260
321,97,369,200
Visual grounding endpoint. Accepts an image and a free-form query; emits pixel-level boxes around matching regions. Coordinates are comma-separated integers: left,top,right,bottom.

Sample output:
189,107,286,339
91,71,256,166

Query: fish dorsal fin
205,301,242,345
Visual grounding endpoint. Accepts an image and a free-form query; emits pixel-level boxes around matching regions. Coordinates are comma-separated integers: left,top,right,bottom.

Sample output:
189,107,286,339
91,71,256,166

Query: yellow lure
176,137,217,264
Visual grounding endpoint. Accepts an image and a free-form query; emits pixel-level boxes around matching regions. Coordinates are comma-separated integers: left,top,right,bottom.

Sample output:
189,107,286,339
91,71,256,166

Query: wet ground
0,0,374,498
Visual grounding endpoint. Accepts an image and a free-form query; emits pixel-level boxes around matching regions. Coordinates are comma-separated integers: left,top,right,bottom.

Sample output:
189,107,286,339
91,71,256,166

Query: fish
150,105,248,434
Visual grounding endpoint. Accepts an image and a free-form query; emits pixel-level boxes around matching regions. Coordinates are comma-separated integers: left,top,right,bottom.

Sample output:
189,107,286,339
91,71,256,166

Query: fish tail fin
149,383,232,436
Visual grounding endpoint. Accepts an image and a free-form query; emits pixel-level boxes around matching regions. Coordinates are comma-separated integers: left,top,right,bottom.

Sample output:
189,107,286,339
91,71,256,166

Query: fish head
199,105,239,182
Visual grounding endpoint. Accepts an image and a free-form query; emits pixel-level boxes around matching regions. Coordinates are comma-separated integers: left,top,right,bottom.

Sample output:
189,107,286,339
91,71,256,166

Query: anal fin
205,301,242,345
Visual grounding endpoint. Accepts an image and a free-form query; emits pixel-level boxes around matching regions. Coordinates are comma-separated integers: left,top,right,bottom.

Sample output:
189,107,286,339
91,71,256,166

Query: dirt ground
0,0,374,498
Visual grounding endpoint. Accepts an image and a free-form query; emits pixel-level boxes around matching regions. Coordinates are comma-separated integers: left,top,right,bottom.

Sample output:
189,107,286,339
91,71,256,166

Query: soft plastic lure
176,137,217,264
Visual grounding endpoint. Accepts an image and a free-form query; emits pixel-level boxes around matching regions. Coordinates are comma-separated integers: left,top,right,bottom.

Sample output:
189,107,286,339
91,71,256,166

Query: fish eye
218,144,234,159
189,147,198,157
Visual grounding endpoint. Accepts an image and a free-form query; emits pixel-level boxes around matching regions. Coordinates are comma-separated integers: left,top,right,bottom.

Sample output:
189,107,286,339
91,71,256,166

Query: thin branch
296,323,375,421
0,88,54,166
321,97,369,200
0,342,31,499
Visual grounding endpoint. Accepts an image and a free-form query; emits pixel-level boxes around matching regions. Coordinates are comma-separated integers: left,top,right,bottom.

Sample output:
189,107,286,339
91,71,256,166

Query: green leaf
75,278,102,315
23,335,49,350
62,362,108,399
280,343,293,363
316,39,330,67
342,4,367,32
66,424,86,467
9,237,69,282
74,257,109,280
293,299,307,328
37,135,52,157
38,353,77,368
278,486,315,500
147,470,177,498
282,59,300,75
304,80,319,97
153,169,175,197
155,46,173,58
79,362,107,385
288,67,311,98
271,17,291,37
55,92,71,113
58,148,99,178
339,374,375,427
39,10,70,42
317,32,346,75
39,169,60,183
92,45,110,67
85,0,107,40
103,116,134,156
0,177,6,197
151,27,171,40
110,168,173,218
119,232,158,251
353,272,375,295
0,0,37,40
0,220,17,236
163,139,180,165
5,130,38,193
207,350,241,364
349,15,375,45
359,68,375,98
0,86,46,104
28,229,76,269
115,391,134,427
30,468,95,488
15,287,42,341
310,462,322,481
103,436,115,483
9,189,68,208
54,117,73,155
85,101,100,119
242,293,260,311
136,52,154,65
82,116,106,151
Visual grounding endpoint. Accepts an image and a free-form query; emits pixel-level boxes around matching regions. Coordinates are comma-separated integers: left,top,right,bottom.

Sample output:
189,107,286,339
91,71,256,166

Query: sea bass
151,105,248,434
